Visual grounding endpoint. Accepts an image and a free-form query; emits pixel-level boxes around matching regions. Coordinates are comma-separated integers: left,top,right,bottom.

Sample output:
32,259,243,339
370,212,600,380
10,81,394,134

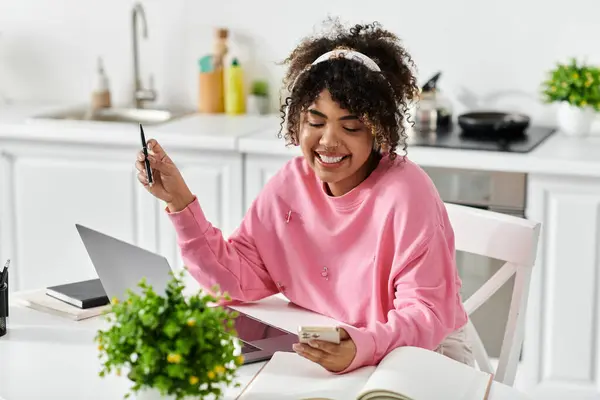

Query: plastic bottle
225,58,245,115
91,57,111,111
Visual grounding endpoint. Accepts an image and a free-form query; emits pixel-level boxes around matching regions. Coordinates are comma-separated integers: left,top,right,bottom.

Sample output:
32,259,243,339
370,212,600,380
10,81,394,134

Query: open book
237,346,492,400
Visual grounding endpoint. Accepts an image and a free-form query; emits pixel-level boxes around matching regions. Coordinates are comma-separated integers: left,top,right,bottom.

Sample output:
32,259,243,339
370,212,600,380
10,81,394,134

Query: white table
0,294,530,400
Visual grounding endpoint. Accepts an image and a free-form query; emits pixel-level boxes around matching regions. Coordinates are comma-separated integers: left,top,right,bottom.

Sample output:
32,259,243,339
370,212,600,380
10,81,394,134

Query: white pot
557,101,595,137
134,388,202,400
134,386,213,400
246,95,269,115
134,388,176,400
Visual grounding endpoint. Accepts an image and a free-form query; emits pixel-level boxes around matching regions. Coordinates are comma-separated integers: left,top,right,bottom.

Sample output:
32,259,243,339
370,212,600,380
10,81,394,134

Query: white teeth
320,155,344,164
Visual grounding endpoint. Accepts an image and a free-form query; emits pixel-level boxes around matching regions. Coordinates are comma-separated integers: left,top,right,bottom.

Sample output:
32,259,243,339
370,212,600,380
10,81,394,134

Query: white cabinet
0,140,243,293
244,154,292,211
523,174,600,400
0,141,139,293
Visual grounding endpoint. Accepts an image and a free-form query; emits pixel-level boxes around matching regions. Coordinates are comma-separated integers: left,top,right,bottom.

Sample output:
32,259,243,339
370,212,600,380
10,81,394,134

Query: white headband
289,48,381,91
311,48,381,72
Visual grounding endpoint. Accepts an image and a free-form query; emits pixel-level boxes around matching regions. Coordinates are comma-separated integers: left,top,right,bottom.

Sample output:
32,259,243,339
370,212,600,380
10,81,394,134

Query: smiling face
299,90,377,196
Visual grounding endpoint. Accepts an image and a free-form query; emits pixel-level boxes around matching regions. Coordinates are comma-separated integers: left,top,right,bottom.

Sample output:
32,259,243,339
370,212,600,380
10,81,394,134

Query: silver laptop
75,223,298,364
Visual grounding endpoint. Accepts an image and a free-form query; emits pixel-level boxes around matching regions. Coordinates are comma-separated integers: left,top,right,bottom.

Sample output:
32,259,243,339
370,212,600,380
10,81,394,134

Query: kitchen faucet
131,3,156,108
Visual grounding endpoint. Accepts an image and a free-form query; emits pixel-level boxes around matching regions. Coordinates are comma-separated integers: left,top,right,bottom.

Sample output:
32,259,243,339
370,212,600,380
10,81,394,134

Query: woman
135,20,473,374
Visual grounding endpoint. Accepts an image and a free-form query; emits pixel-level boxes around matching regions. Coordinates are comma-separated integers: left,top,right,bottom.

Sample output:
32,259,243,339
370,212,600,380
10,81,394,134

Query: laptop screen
229,311,290,344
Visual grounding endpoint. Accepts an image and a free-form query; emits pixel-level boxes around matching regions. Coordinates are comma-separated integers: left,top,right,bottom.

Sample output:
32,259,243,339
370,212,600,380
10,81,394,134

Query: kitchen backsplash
0,0,598,126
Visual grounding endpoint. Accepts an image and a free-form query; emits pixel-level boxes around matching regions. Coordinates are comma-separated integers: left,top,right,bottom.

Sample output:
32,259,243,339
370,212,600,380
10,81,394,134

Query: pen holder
0,272,7,338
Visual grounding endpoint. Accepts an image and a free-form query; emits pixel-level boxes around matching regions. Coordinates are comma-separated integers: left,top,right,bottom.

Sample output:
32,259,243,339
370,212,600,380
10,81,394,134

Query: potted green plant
541,58,600,136
95,269,244,400
247,79,269,115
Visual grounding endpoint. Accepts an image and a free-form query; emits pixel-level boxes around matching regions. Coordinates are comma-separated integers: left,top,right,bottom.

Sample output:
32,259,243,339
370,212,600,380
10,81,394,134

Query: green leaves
163,319,181,338
175,338,193,355
541,58,600,111
95,268,242,400
251,80,269,97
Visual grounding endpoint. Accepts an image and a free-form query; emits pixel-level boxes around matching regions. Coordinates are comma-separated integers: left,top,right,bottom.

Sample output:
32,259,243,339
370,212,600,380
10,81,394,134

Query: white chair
445,202,541,387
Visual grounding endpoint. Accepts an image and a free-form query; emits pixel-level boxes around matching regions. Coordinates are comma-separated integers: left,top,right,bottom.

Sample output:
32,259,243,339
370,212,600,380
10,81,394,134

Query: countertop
0,103,275,151
1,103,600,178
239,116,600,178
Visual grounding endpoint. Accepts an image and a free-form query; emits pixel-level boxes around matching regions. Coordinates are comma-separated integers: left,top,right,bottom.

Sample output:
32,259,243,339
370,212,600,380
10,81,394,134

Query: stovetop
407,124,557,153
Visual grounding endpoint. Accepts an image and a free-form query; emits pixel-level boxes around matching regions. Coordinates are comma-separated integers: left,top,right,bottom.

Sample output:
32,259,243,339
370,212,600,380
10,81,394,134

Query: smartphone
297,326,340,344
139,123,153,186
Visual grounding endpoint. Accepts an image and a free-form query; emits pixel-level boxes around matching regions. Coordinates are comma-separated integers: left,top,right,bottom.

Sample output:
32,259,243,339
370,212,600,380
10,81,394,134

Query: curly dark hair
277,19,419,160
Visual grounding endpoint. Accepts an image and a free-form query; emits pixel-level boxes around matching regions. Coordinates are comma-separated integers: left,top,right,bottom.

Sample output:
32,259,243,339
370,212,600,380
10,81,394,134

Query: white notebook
237,346,492,400
15,289,110,321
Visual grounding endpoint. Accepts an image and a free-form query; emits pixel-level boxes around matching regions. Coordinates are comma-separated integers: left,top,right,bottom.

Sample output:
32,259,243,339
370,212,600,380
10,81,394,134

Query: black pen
139,123,153,187
0,259,10,286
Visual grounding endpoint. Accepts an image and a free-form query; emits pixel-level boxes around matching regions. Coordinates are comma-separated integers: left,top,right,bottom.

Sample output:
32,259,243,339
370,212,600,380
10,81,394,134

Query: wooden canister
198,68,224,113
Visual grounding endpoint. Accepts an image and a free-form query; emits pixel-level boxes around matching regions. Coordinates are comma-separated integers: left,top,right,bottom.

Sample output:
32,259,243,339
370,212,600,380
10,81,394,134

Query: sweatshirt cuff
338,325,376,373
165,196,211,241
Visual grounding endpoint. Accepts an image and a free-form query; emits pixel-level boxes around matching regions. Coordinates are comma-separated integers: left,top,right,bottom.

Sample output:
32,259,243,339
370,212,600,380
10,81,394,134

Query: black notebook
46,278,109,309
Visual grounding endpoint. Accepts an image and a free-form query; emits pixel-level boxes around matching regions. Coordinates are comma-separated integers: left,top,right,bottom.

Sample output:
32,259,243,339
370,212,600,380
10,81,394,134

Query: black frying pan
457,111,530,140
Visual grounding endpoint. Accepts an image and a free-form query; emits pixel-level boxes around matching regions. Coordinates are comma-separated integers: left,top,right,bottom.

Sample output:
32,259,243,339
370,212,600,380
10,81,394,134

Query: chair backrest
445,202,541,387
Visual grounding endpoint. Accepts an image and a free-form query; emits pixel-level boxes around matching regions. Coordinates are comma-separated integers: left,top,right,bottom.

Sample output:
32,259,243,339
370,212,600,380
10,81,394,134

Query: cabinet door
244,154,293,211
155,151,243,292
523,174,600,400
0,141,146,292
0,140,243,294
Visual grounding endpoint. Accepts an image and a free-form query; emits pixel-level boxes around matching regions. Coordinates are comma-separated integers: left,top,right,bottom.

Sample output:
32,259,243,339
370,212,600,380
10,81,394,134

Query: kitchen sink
34,106,194,125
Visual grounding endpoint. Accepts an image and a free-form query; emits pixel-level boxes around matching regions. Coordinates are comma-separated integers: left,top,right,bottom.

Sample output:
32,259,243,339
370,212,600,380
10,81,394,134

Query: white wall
0,0,598,125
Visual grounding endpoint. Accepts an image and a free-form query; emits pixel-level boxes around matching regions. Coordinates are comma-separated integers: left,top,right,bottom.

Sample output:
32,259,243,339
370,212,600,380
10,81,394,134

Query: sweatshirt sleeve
166,195,278,302
341,225,465,373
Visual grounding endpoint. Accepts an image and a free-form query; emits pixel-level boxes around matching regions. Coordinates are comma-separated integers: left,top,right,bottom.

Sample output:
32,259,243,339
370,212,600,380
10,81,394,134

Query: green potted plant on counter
247,79,269,115
541,58,600,136
95,269,244,400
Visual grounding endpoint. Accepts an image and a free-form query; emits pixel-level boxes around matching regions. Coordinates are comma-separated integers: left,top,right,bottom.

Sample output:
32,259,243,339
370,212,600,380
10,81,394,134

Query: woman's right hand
135,139,195,212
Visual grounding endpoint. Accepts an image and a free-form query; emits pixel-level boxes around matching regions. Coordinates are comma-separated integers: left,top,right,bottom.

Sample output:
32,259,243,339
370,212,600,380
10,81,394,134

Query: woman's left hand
292,328,356,372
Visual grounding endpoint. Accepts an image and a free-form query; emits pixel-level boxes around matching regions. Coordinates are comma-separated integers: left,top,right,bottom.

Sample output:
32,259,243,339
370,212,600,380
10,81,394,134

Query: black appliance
409,111,556,153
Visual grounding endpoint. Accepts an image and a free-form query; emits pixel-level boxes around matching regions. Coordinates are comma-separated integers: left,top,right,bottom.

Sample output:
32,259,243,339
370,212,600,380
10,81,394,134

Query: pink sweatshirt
167,154,468,373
